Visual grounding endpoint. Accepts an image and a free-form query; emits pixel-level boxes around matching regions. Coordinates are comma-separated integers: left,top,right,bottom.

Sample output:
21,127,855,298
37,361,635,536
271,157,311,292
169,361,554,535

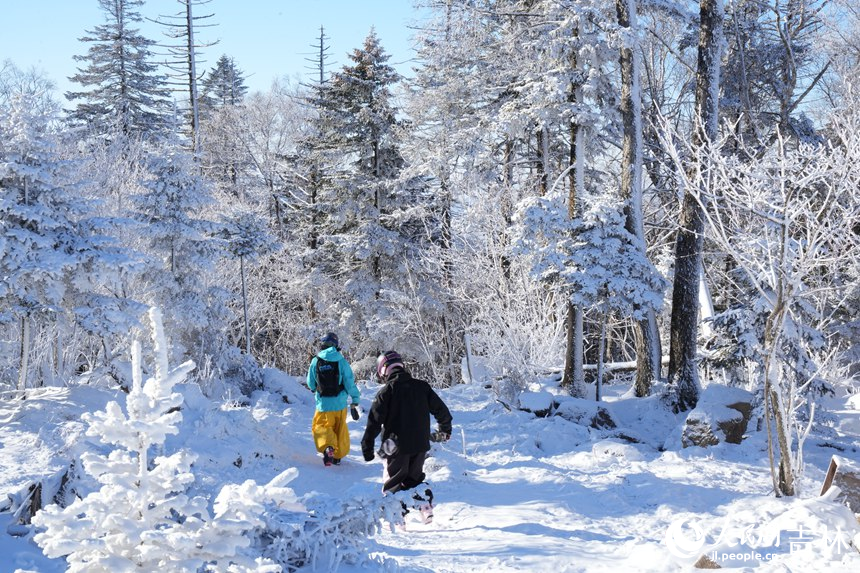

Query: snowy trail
1,376,859,572
348,383,859,572
226,377,860,572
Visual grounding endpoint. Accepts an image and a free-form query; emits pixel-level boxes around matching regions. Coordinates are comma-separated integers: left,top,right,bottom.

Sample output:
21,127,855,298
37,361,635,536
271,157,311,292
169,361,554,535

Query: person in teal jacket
306,332,361,466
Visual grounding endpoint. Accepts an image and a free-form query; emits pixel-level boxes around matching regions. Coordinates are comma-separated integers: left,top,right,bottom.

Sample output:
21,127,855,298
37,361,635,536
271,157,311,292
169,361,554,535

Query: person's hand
363,449,375,462
430,430,450,443
350,404,360,421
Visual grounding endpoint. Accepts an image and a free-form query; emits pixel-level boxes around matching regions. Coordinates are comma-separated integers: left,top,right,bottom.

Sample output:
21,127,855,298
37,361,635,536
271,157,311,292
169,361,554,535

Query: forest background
2,0,860,503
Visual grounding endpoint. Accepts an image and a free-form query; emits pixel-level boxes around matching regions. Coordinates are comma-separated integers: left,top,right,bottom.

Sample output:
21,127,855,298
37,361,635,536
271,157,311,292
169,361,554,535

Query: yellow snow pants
312,408,350,459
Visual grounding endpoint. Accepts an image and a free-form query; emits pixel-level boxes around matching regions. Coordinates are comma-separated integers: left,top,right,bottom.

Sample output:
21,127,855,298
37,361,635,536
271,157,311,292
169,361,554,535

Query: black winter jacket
361,370,453,458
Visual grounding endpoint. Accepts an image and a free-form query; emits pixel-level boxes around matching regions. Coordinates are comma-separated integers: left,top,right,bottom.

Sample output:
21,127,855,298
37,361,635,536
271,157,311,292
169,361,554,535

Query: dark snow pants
382,451,427,494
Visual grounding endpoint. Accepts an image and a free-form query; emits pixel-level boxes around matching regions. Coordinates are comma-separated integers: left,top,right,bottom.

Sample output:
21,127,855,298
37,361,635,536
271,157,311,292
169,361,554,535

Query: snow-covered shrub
32,308,280,572
259,493,402,572
704,300,836,399
202,345,264,397
491,371,529,410
439,190,568,386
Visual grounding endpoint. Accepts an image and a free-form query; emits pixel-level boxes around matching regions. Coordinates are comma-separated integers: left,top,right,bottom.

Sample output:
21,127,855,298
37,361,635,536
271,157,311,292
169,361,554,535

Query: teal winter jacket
306,346,360,412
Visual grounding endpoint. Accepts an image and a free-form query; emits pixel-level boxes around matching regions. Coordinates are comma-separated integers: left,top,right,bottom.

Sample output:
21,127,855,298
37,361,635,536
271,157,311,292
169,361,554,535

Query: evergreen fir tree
132,141,228,380
201,54,248,109
302,29,429,359
513,197,668,399
198,55,249,187
217,205,279,357
66,0,170,138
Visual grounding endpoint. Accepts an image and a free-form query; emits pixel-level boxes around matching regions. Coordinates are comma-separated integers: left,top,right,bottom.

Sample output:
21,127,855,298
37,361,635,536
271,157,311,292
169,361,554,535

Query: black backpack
315,357,343,397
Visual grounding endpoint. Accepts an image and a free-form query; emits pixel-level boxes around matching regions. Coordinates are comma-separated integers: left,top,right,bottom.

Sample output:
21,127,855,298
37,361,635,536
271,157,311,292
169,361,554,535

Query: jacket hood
317,346,343,361
385,368,409,384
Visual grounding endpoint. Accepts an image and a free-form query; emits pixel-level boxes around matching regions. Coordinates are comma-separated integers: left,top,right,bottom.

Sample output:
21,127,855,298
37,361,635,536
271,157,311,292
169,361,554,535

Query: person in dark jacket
361,350,453,496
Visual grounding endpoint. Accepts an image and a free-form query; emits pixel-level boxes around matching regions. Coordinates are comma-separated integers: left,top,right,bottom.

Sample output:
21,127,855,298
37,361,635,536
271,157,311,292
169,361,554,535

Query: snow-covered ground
1,370,859,572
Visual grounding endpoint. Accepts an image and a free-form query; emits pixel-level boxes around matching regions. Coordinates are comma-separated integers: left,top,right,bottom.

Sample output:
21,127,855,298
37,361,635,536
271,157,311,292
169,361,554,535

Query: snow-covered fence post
464,333,474,383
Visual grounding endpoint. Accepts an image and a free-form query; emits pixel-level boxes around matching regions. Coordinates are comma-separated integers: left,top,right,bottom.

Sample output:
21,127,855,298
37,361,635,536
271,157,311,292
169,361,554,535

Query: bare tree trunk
440,175,459,387
596,309,607,402
372,139,382,289
18,316,31,394
772,385,795,496
240,255,250,355
562,72,585,397
535,125,549,196
185,0,200,154
667,0,723,412
763,207,795,496
763,304,794,496
616,0,662,395
55,325,64,383
563,301,585,396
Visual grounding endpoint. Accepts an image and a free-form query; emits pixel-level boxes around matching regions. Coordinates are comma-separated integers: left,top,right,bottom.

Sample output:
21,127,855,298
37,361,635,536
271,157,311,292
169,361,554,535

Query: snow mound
517,390,554,416
591,438,645,463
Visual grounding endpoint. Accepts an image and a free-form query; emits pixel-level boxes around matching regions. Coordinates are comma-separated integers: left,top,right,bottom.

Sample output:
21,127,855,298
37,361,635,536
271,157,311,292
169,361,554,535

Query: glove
430,430,451,443
363,449,375,462
350,404,360,421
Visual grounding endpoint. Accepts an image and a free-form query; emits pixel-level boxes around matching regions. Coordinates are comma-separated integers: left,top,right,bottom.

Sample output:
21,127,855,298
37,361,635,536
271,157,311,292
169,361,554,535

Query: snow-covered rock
518,390,554,417
682,385,754,448
554,395,617,429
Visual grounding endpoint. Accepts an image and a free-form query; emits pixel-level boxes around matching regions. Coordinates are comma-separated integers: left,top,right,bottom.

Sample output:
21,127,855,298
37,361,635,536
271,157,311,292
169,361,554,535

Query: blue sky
1,0,422,97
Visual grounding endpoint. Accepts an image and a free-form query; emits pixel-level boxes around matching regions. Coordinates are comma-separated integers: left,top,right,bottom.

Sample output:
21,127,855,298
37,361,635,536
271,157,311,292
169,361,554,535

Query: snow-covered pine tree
292,26,333,254
0,89,132,390
134,139,214,276
513,197,667,400
197,55,251,192
201,54,249,110
66,0,170,139
303,29,436,364
131,140,247,391
217,205,279,357
32,307,281,572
